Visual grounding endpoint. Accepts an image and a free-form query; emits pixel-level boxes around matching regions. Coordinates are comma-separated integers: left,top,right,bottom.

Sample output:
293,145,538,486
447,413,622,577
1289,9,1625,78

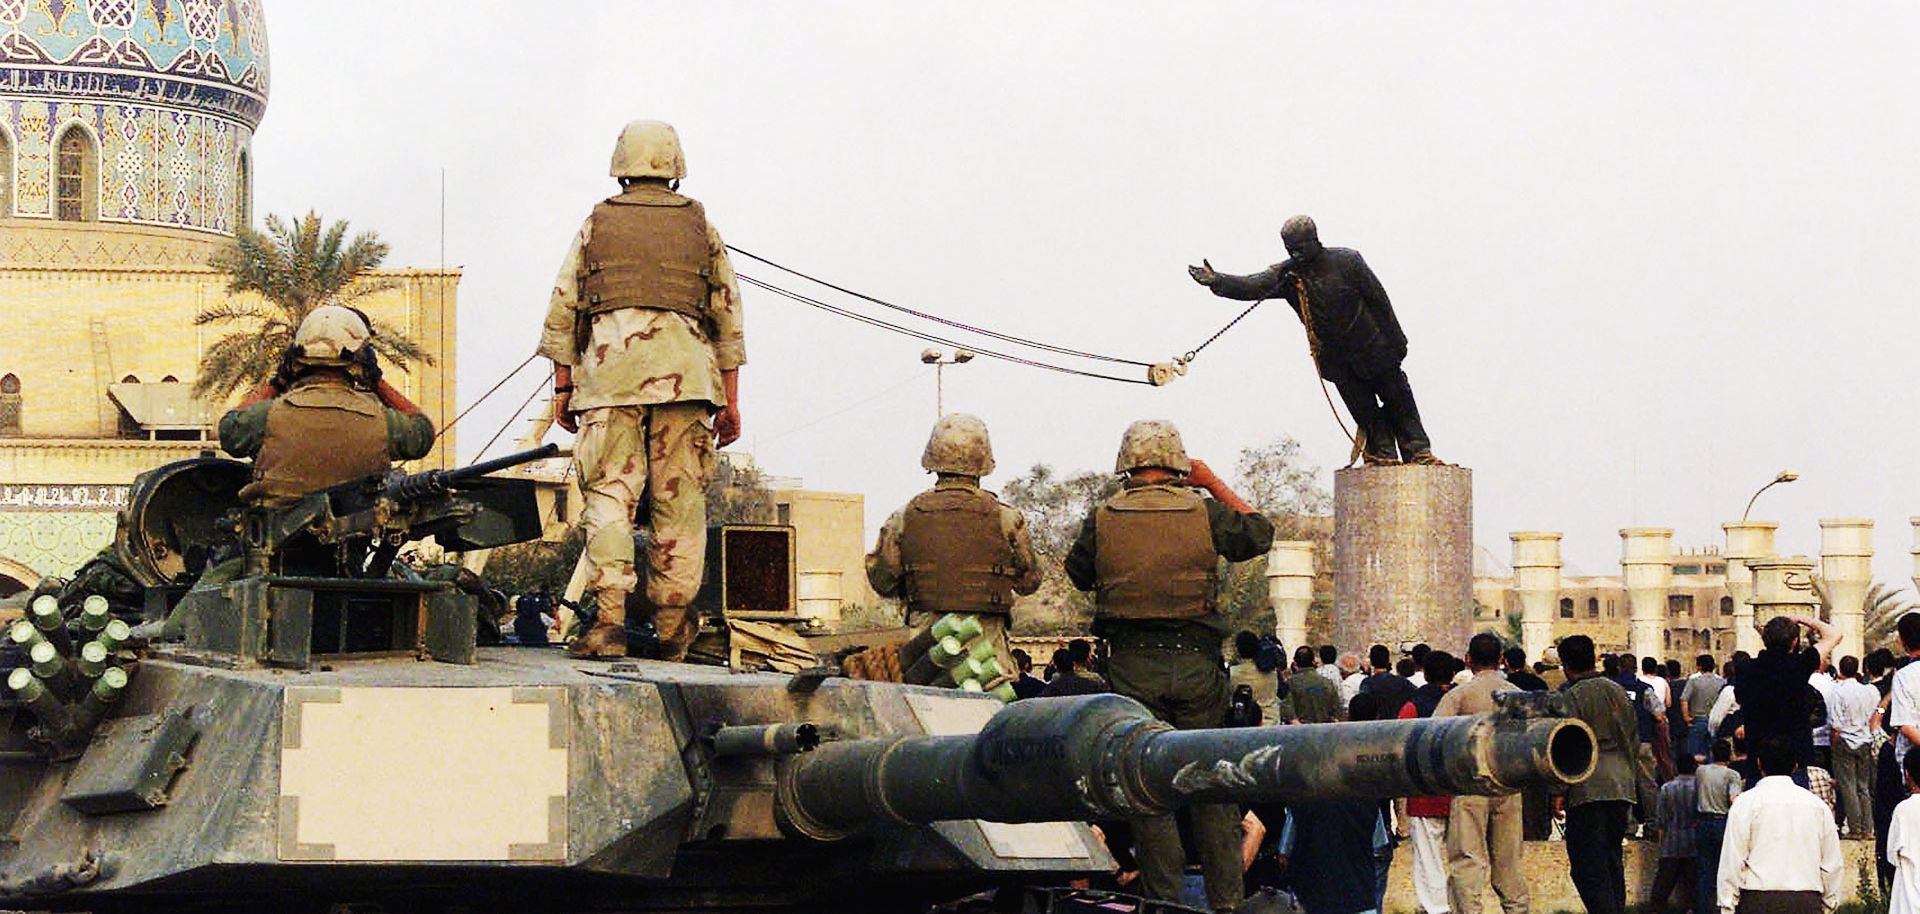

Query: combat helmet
291,305,373,366
1114,420,1191,474
610,120,686,180
921,413,995,477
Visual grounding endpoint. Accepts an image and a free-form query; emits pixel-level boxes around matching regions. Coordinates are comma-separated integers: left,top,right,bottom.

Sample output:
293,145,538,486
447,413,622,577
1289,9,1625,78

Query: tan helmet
920,413,995,477
609,120,686,180
292,305,372,364
1114,419,1192,474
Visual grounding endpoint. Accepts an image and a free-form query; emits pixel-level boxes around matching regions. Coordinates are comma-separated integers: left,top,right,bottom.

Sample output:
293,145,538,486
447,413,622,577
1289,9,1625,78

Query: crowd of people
1001,613,1920,914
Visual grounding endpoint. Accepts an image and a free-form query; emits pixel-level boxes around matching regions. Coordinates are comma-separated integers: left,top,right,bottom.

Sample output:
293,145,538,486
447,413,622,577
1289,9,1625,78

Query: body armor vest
1092,484,1216,620
240,380,391,506
897,486,1020,617
580,194,710,319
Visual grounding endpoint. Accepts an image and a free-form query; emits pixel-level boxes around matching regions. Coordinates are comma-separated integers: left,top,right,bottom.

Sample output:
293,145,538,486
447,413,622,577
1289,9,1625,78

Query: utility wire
738,273,1152,385
474,369,552,462
756,369,932,446
436,352,537,440
729,245,1153,367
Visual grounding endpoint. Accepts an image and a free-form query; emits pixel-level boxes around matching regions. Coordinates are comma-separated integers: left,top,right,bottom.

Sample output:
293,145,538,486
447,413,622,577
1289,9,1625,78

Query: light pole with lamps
920,348,974,417
1741,470,1799,522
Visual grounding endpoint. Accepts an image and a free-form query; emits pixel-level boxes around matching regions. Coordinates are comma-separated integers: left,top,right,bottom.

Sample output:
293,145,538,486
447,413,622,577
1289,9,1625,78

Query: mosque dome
0,0,270,236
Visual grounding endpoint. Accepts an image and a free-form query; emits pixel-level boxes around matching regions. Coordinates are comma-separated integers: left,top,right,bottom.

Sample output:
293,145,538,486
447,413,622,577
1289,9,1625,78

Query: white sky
253,2,1920,589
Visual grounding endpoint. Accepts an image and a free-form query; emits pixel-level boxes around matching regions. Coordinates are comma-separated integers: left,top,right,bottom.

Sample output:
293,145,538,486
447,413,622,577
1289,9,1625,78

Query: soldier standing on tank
221,305,436,506
1187,216,1440,466
865,414,1042,676
1064,420,1275,914
537,120,746,661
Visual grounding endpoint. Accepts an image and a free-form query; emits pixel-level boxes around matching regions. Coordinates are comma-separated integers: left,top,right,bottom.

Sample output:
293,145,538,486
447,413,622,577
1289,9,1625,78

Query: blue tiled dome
0,0,271,234
0,0,268,128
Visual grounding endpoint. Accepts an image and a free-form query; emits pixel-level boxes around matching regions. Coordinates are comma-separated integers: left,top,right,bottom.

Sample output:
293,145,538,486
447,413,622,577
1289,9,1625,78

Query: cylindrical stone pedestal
1267,541,1317,650
1819,519,1874,655
1510,531,1563,663
1333,465,1473,653
1723,521,1778,654
1749,555,1821,642
1621,527,1673,659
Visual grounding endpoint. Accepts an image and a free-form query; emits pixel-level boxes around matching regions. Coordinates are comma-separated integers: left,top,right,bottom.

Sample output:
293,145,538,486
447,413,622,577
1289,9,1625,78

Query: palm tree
1860,580,1919,652
193,211,432,401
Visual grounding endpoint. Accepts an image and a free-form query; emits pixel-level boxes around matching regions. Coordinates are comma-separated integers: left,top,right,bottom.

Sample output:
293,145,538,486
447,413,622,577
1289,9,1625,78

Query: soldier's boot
566,589,629,660
1407,450,1448,466
652,604,699,663
1362,451,1403,467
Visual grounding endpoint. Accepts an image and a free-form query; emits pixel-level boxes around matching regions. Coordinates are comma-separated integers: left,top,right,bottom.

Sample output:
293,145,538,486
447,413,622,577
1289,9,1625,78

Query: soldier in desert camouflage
865,414,1042,676
537,120,745,661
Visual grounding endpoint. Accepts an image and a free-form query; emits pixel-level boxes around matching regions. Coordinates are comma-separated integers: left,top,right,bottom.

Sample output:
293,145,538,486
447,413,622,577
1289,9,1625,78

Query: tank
0,453,1597,914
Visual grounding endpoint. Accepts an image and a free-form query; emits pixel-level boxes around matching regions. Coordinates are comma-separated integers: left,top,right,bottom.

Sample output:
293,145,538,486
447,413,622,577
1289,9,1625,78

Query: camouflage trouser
575,402,715,610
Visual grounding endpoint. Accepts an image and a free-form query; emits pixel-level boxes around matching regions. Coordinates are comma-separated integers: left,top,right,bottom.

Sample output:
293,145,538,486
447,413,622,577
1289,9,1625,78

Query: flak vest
240,381,391,506
897,487,1020,617
579,193,711,319
1092,484,1216,620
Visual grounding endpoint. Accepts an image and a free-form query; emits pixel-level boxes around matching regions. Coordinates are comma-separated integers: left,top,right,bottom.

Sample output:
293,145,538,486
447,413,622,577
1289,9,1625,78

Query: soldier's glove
352,345,383,387
270,348,299,393
1187,259,1218,286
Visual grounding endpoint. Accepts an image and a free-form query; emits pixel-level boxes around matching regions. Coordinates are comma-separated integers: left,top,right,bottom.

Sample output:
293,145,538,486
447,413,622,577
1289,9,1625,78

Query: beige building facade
1475,545,1738,657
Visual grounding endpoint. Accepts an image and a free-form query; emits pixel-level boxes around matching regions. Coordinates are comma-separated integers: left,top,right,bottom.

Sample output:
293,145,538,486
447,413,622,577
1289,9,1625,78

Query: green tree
194,211,431,401
1859,580,1919,653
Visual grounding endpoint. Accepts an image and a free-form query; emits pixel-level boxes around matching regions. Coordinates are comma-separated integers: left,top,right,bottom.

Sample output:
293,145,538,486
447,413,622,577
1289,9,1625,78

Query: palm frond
201,209,432,392
191,302,276,326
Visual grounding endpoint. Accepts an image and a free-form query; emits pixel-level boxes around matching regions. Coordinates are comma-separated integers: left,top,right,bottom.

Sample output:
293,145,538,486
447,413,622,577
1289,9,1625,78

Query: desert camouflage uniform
536,184,744,633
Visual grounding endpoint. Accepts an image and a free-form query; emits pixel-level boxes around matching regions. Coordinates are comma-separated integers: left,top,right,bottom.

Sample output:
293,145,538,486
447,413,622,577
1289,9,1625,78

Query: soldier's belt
1104,625,1220,657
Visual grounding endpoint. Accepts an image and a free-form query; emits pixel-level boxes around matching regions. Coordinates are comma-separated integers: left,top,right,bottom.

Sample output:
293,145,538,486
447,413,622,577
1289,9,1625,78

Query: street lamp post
920,348,975,417
1741,470,1799,522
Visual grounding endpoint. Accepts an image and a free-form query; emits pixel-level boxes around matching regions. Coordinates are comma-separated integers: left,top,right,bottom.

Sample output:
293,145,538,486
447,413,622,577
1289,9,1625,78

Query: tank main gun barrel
775,691,1594,841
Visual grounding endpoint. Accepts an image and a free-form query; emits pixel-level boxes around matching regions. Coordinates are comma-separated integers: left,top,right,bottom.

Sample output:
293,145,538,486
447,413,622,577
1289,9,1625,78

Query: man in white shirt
1828,655,1882,839
1641,656,1673,712
1891,615,1920,768
1716,735,1845,914
1339,652,1366,706
1809,661,1837,772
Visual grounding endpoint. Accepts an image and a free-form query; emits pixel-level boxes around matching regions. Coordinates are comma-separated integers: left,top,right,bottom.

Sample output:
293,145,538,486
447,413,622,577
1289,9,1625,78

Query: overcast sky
254,2,1920,590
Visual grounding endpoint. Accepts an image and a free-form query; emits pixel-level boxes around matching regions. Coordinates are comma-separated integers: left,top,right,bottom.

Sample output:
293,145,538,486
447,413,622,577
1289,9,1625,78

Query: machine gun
244,444,560,578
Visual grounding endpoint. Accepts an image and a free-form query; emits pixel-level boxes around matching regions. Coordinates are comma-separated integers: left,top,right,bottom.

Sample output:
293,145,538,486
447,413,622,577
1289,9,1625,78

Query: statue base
1333,464,1474,653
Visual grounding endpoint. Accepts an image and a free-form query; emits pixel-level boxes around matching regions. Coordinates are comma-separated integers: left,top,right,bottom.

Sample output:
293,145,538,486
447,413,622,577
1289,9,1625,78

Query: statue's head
1281,214,1322,262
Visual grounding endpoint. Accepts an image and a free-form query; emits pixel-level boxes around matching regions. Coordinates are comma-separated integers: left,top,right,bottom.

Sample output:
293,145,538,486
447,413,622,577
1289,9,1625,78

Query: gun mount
247,443,560,578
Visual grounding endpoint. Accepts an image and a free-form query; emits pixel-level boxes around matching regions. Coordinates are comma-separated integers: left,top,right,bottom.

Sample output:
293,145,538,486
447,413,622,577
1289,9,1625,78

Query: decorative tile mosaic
0,0,267,232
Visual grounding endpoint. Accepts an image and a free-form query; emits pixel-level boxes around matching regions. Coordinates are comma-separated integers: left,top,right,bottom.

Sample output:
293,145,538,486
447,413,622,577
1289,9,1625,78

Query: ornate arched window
0,373,22,436
55,127,97,222
1587,597,1600,618
235,149,251,228
1559,597,1574,620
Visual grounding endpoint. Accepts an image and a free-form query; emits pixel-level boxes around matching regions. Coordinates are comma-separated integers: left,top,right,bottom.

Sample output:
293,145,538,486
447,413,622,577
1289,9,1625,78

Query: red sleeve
1398,701,1416,720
